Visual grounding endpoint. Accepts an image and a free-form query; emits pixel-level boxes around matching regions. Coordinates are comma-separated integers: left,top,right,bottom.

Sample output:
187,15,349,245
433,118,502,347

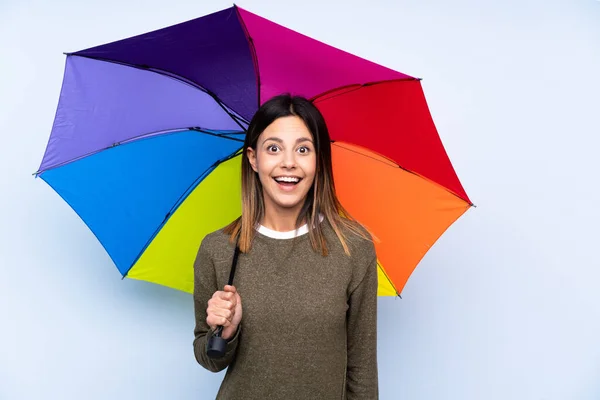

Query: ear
246,147,258,172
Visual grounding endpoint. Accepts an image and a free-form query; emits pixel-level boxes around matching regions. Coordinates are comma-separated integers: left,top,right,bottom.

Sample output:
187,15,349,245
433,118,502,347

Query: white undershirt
256,214,324,239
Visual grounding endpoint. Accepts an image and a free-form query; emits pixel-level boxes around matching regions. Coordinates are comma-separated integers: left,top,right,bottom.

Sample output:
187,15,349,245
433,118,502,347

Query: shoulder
332,218,375,253
323,218,377,264
198,225,237,260
201,227,231,246
323,219,377,295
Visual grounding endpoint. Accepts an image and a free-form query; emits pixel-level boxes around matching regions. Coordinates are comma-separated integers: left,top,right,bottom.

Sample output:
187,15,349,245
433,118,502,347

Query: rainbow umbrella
36,6,472,297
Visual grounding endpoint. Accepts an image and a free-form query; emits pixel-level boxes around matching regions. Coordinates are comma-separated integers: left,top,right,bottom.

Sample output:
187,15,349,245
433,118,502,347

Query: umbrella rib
234,5,262,109
66,54,250,131
332,142,402,169
310,77,419,104
188,128,245,142
33,127,244,176
333,142,474,207
123,149,244,277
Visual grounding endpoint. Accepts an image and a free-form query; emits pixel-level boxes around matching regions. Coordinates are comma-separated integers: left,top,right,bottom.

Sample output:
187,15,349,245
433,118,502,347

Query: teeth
275,176,300,183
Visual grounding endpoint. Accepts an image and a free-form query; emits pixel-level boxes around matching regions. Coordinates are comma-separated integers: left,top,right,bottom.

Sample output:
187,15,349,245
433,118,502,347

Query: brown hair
224,94,371,255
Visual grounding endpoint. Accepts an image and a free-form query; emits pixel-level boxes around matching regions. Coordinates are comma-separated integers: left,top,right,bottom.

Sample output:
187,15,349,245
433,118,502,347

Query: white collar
256,214,324,239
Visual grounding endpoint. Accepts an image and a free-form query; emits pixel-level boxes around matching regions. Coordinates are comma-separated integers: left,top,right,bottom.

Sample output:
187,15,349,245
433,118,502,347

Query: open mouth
273,176,302,186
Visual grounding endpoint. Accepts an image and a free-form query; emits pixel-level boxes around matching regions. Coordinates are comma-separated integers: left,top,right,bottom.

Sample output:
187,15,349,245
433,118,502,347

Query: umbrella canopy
36,5,472,297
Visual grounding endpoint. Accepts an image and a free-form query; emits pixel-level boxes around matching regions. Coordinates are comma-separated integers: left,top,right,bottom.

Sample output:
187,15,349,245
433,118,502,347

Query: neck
261,203,306,232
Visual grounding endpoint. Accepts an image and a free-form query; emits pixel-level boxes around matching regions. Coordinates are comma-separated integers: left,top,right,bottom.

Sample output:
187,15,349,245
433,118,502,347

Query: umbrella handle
206,326,227,358
207,243,240,359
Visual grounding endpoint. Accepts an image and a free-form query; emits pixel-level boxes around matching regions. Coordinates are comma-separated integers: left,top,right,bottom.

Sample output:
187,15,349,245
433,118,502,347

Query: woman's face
247,115,317,219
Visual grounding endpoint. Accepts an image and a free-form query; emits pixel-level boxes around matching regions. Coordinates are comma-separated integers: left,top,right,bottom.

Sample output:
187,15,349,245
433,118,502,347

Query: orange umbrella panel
332,142,471,295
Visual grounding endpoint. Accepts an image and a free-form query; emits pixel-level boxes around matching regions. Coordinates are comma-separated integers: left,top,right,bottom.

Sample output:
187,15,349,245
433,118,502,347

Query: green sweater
193,220,379,399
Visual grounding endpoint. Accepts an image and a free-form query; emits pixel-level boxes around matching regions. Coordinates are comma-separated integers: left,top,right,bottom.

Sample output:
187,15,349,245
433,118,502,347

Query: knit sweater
192,220,379,399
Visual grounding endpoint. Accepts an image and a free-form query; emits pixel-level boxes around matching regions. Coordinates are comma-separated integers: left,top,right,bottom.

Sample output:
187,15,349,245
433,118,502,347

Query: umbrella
36,5,473,297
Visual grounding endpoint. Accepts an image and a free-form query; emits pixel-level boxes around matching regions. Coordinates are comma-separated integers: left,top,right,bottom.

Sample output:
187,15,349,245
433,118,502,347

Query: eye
297,146,311,154
267,144,280,153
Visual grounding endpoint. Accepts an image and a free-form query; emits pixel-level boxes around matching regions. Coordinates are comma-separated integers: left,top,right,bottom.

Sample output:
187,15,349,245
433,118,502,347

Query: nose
280,149,296,169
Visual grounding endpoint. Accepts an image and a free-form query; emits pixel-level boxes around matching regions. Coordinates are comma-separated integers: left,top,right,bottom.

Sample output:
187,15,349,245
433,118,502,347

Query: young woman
193,94,379,399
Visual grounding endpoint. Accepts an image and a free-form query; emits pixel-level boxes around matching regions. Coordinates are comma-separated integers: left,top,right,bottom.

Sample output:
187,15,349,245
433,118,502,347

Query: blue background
1,0,599,399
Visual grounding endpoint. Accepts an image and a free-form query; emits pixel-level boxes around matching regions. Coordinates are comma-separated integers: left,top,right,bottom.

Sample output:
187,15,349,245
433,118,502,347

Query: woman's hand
206,285,242,340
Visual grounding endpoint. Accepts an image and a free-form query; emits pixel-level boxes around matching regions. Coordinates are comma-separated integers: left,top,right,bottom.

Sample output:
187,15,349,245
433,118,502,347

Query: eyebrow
263,137,313,144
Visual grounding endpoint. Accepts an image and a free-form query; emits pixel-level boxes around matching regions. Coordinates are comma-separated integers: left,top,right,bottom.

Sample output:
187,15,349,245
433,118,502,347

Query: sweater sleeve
346,243,379,399
192,237,240,372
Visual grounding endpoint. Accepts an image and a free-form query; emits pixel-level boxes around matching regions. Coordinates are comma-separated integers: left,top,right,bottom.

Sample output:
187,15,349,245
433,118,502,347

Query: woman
193,94,379,399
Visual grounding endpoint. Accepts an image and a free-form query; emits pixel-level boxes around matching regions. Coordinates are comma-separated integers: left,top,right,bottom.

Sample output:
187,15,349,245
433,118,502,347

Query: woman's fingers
223,285,237,294
207,314,232,328
208,295,236,310
212,286,243,340
206,288,239,330
211,306,233,321
207,308,233,328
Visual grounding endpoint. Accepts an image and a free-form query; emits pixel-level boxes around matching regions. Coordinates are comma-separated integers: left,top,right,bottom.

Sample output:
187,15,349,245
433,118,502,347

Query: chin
273,198,305,209
267,191,309,210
